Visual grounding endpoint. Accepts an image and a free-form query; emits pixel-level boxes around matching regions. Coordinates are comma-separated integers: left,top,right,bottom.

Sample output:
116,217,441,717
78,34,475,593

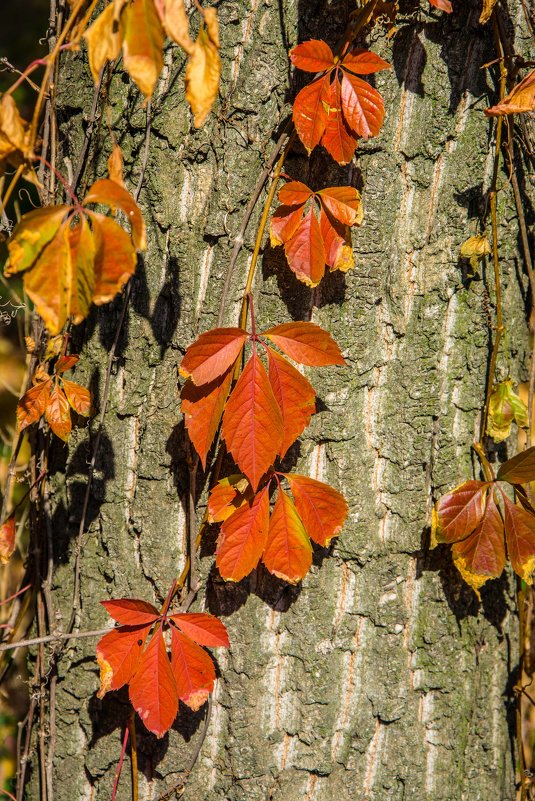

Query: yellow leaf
5,206,68,276
83,2,124,84
89,212,137,304
24,223,72,335
157,0,194,54
479,0,497,23
107,142,125,187
487,379,528,443
185,8,221,128
122,0,165,99
68,216,96,323
0,94,31,160
459,233,491,274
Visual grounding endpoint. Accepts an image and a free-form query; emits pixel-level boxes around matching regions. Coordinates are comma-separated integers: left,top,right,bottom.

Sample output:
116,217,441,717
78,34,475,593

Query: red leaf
129,628,178,737
96,624,151,695
278,181,314,206
502,493,535,583
429,0,453,11
283,473,348,546
101,598,160,626
221,349,283,490
216,486,270,581
17,379,52,433
283,208,326,286
432,481,489,544
497,446,535,485
270,205,306,247
317,186,363,226
62,379,92,417
169,613,230,648
170,626,215,711
262,489,312,583
55,355,79,374
45,384,72,441
207,474,251,523
319,209,354,273
321,77,359,164
341,49,391,75
340,71,385,139
0,516,16,564
262,321,345,366
267,347,316,457
451,492,506,596
290,39,335,72
180,328,248,386
181,369,233,468
292,77,329,154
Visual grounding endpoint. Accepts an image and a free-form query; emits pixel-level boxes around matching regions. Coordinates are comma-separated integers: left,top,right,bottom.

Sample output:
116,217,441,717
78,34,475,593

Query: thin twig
0,627,110,653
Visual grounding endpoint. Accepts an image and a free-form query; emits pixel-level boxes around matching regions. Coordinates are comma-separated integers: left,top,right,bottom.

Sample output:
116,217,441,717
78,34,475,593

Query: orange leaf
45,384,72,441
4,205,68,276
180,328,248,386
341,50,391,75
283,473,348,546
502,493,535,583
169,613,229,648
432,480,489,544
83,2,124,84
451,492,506,596
267,347,316,457
289,40,335,72
497,446,535,485
321,78,359,164
17,379,52,433
89,212,138,305
83,178,146,251
216,486,270,581
0,517,16,564
429,0,453,10
155,0,194,53
102,598,160,626
62,380,92,417
184,7,221,127
317,186,363,226
221,349,284,490
263,321,345,366
283,208,326,286
207,474,251,523
68,216,96,324
270,204,306,247
292,77,329,154
170,627,215,710
340,71,385,140
107,143,125,188
22,222,71,335
55,355,79,374
319,209,355,273
181,369,233,468
96,624,151,695
262,489,312,583
278,181,314,206
129,628,178,737
121,0,165,99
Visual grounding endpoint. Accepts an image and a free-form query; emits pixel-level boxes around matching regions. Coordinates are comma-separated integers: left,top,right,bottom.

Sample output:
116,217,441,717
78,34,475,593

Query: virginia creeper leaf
184,8,221,127
262,489,312,583
430,0,453,11
68,216,96,324
451,492,506,597
267,347,316,457
317,186,363,226
62,380,92,417
502,493,535,583
321,78,359,164
432,480,489,544
340,71,385,140
89,212,138,305
263,321,345,366
0,517,16,564
319,209,355,273
129,628,178,737
101,598,160,626
292,78,328,154
289,39,335,72
169,613,230,648
342,50,392,76
17,379,52,433
221,349,284,490
170,626,215,711
487,379,528,443
207,474,251,523
45,384,72,441
270,204,306,247
180,328,248,386
84,2,123,84
278,181,314,206
55,355,79,374
97,624,151,696
283,473,348,546
283,207,326,286
121,0,165,99
497,447,535,485
4,206,68,276
216,486,270,581
181,368,234,468
83,178,146,251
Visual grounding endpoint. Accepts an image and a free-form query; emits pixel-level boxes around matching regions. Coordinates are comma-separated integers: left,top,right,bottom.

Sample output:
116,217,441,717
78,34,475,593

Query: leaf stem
128,712,138,801
111,726,130,801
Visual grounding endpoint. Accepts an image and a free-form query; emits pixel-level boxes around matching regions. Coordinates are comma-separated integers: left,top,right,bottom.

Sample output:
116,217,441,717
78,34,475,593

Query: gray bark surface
30,1,533,799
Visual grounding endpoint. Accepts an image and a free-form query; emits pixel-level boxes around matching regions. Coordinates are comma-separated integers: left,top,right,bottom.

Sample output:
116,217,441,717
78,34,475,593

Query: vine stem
128,712,138,801
238,132,295,330
111,726,130,801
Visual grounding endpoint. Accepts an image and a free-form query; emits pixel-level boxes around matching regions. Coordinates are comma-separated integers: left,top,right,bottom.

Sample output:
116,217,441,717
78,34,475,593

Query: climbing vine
0,0,534,798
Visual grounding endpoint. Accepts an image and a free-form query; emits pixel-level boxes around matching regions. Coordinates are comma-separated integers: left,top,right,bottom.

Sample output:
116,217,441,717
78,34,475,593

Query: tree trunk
32,1,533,799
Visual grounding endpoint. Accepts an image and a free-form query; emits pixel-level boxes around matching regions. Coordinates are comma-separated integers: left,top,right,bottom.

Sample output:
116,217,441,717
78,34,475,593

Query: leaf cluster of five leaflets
97,599,229,738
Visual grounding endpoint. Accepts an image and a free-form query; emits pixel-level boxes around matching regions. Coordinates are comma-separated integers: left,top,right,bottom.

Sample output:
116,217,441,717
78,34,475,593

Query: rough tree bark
29,1,533,799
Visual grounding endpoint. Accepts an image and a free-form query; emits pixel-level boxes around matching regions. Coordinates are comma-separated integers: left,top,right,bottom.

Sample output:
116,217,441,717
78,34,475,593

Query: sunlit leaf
487,379,528,443
169,613,230,648
62,379,92,417
181,369,234,468
83,178,146,251
84,2,124,84
432,480,489,544
216,485,270,581
45,384,71,441
184,7,221,127
129,628,178,737
0,516,16,564
170,626,215,711
451,492,506,597
267,347,316,457
122,0,165,99
207,474,251,523
289,39,334,72
101,598,160,626
180,328,248,386
283,207,326,286
262,489,312,583
4,206,68,276
502,493,535,584
17,379,52,433
485,69,535,116
497,447,535,485
97,624,151,696
283,473,348,546
263,321,345,366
